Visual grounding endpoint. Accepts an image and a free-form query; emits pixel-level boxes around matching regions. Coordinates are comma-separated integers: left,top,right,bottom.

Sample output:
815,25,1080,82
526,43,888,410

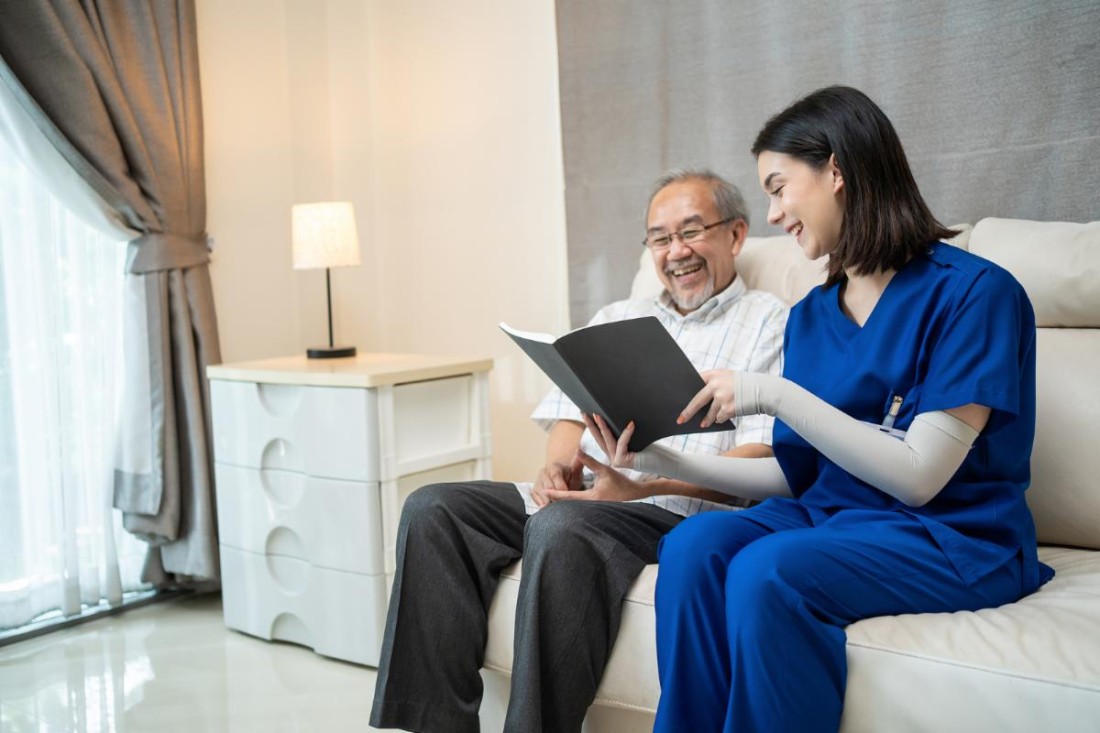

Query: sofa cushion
843,545,1100,732
969,218,1100,328
484,546,1100,730
1029,329,1100,549
969,218,1100,550
734,234,828,306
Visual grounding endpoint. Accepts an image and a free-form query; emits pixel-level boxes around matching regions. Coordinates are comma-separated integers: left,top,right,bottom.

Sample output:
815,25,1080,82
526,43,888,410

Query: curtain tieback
127,231,210,274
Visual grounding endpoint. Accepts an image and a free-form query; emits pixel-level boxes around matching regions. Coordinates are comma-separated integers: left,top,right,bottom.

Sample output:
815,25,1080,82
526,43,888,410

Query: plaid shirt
520,276,788,516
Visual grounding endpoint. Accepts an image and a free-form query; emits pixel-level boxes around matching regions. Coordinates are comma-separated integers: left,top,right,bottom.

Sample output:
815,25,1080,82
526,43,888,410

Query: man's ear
729,219,748,257
828,154,845,193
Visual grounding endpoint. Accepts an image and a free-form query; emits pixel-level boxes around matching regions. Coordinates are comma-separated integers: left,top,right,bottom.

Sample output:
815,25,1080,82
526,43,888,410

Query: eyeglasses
642,217,735,250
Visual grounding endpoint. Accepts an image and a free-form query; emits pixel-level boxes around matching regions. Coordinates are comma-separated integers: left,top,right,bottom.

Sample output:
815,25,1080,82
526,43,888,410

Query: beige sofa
478,218,1100,732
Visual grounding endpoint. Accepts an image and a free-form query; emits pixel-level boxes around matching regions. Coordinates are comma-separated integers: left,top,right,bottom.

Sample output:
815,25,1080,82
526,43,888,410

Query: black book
500,316,732,452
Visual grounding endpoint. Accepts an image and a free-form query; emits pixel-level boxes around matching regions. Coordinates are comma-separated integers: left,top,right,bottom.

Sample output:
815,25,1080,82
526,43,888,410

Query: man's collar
656,275,746,320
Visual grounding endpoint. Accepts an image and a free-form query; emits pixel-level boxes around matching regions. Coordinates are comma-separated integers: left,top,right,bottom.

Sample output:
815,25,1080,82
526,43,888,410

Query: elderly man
370,170,789,733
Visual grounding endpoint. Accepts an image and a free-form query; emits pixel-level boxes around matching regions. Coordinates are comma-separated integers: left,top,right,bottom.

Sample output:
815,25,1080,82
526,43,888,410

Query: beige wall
197,0,569,481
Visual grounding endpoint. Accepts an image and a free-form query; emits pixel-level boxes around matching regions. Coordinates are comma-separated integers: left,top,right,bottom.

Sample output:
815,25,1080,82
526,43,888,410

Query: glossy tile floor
0,594,397,732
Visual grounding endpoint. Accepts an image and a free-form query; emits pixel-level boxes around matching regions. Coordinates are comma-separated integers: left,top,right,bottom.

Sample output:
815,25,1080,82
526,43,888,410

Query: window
0,135,150,633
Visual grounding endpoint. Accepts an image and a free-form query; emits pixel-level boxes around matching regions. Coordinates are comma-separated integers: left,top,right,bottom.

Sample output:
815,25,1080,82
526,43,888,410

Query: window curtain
0,0,222,587
0,141,153,627
555,0,1100,327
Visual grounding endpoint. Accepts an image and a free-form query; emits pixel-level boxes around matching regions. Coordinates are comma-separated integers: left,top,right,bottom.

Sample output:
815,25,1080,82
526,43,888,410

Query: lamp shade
291,201,362,270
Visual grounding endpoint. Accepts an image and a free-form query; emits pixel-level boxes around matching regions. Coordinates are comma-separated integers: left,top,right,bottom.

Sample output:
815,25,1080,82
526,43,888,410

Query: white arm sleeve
634,446,793,501
736,372,980,507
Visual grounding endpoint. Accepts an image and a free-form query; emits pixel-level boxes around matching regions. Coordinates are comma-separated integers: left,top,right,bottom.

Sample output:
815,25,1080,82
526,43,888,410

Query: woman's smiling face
757,151,845,261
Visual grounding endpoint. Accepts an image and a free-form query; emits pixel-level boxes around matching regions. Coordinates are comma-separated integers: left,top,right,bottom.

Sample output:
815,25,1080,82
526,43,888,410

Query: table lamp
292,201,362,359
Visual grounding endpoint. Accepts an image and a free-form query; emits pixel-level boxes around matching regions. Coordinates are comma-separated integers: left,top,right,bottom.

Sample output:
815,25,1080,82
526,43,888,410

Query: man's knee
522,501,595,556
402,482,457,520
399,482,480,538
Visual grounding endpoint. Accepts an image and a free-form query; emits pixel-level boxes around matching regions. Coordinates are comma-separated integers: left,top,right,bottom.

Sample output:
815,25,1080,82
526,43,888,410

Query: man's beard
670,273,715,312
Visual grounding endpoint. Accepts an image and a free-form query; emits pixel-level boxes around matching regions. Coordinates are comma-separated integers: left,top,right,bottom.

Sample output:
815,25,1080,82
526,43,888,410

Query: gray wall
557,0,1100,326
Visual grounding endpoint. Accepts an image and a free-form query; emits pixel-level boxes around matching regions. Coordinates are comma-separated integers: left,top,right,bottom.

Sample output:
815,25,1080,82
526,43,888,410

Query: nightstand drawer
210,379,380,481
391,375,478,469
215,463,385,576
221,545,387,667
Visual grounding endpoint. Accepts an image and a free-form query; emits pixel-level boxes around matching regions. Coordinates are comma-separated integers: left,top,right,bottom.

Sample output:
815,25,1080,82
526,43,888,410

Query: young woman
585,86,1053,732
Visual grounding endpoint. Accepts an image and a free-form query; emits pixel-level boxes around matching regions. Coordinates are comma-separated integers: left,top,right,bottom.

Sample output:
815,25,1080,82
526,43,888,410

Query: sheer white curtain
0,136,149,632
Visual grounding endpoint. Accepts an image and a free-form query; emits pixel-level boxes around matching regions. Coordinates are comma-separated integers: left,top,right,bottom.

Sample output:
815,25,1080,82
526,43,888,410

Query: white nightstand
206,353,493,666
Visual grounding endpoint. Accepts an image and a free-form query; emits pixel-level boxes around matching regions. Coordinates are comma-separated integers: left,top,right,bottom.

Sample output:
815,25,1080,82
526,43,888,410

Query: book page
499,322,554,343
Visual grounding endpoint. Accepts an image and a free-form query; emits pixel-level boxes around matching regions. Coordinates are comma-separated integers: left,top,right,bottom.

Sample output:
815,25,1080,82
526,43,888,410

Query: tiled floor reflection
0,594,397,732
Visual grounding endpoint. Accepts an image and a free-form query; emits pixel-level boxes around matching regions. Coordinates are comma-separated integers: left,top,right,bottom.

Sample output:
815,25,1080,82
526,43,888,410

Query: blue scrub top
773,242,1051,593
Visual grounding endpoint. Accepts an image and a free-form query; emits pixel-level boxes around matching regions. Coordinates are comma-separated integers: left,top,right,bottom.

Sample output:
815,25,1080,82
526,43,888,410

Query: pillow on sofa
629,248,663,300
969,218,1100,328
734,234,827,306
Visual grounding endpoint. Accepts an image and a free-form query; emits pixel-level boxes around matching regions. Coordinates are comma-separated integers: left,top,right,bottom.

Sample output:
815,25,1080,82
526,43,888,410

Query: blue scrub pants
653,498,1024,733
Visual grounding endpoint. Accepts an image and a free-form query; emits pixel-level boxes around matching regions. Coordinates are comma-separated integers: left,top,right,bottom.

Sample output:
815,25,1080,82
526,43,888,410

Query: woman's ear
827,153,845,193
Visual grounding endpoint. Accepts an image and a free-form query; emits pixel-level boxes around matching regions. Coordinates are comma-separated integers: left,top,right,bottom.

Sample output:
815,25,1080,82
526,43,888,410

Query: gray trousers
369,481,683,733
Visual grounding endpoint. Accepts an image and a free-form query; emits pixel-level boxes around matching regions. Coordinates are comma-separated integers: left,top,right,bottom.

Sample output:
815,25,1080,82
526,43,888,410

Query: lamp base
306,346,357,359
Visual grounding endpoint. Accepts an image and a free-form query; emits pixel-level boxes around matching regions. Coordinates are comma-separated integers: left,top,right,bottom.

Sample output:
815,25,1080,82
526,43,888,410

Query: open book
500,316,732,452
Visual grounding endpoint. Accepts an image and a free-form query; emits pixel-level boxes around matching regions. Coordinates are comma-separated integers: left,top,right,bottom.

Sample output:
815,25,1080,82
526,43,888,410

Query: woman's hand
545,450,648,503
680,369,741,428
582,413,636,470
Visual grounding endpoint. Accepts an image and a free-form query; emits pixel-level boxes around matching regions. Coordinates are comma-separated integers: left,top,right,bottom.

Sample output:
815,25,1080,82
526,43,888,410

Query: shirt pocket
891,383,924,430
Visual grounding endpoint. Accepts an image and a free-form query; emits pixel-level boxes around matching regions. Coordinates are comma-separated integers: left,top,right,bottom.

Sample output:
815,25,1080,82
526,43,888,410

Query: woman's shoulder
924,241,1033,315
925,241,1024,291
926,241,1010,280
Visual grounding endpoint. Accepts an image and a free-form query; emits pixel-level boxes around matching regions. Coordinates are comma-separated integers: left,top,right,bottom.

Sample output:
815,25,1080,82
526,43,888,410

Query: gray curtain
556,0,1100,327
0,0,222,586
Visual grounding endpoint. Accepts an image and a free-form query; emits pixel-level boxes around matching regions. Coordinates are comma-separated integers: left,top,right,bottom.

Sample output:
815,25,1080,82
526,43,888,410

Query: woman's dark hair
751,86,957,286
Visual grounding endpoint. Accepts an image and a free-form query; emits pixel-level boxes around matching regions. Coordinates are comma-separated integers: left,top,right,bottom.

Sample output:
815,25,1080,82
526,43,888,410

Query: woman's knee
657,513,750,594
723,533,816,620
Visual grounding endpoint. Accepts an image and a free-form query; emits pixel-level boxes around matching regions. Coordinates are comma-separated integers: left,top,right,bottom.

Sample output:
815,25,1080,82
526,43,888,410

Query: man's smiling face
646,179,743,314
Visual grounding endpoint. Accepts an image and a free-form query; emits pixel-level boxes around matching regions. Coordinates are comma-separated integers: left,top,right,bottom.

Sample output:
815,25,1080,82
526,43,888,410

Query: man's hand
545,450,649,504
531,452,584,508
582,413,637,469
532,420,586,507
